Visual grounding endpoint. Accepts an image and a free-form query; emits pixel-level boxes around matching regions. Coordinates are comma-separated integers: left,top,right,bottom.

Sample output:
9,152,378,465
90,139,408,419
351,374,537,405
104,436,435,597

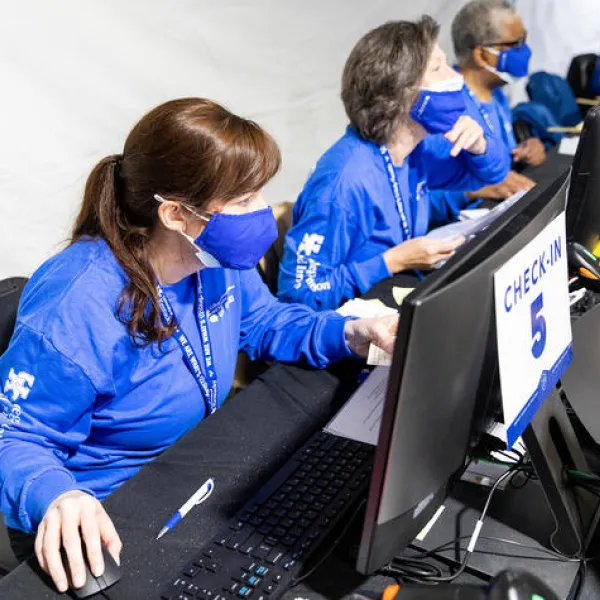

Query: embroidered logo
4,368,35,402
298,233,325,257
207,286,236,323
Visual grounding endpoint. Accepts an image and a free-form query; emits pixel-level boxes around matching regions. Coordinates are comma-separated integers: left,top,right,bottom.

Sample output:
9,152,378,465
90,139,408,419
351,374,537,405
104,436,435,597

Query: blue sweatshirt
0,238,353,533
429,86,517,225
277,125,509,310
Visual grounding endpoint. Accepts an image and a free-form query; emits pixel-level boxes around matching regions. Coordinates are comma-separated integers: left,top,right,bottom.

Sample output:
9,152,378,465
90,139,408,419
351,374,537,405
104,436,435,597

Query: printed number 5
530,293,547,359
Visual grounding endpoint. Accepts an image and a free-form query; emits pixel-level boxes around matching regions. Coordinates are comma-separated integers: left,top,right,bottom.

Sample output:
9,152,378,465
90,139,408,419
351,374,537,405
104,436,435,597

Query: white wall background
1,0,600,279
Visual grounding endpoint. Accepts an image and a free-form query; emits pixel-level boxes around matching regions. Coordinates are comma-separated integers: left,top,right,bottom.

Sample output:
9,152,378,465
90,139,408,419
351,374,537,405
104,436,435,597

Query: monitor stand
410,388,600,599
522,386,600,556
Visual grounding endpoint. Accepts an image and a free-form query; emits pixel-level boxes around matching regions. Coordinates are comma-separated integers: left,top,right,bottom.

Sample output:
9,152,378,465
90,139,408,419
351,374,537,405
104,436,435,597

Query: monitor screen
356,170,570,575
567,105,600,256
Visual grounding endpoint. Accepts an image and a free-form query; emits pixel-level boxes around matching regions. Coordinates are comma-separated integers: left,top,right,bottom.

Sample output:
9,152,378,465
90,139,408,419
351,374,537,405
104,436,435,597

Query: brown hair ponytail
71,98,281,346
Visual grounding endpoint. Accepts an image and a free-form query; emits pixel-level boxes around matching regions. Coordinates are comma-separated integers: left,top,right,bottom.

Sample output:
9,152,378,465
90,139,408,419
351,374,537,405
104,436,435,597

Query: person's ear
473,46,493,69
155,196,189,234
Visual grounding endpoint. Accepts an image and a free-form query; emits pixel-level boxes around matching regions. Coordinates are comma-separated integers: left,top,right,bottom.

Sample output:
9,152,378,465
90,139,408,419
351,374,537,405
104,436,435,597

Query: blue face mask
485,44,532,81
154,195,278,270
192,208,278,270
409,76,467,134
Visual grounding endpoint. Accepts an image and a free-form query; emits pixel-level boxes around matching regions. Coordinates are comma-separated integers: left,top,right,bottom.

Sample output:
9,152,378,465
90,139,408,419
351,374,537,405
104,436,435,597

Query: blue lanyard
465,87,496,134
157,273,218,415
379,145,411,240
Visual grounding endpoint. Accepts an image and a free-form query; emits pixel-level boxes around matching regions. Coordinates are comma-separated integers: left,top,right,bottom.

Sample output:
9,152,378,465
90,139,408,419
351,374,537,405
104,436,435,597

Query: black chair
567,53,600,117
0,278,28,356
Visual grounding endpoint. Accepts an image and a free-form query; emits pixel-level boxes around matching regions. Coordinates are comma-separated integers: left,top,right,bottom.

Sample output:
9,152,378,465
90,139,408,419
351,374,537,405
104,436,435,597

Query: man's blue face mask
154,195,278,270
484,44,532,83
409,75,467,135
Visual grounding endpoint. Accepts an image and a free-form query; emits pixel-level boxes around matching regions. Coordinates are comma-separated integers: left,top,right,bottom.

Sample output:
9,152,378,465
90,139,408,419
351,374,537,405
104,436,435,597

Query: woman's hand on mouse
35,490,122,593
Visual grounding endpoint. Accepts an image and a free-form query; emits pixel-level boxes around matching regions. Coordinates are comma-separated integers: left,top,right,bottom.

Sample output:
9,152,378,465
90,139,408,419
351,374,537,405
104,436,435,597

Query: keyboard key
273,508,287,518
206,560,220,573
282,559,296,571
266,550,284,565
247,575,261,587
255,565,270,577
183,565,201,578
251,544,271,560
240,560,258,573
240,533,263,555
237,586,253,598
280,518,294,529
257,508,271,518
305,511,318,521
215,532,232,546
263,536,278,546
262,583,276,595
226,582,241,594
202,547,216,559
227,527,253,550
230,520,246,531
272,527,287,538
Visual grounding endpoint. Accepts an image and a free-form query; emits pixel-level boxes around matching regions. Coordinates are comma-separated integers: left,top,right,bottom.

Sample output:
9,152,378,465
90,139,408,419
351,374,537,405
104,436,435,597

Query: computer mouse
488,570,559,600
60,543,121,598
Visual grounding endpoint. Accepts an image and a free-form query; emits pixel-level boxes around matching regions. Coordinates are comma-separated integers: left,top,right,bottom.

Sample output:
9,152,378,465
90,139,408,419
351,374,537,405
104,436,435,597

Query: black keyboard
160,431,375,600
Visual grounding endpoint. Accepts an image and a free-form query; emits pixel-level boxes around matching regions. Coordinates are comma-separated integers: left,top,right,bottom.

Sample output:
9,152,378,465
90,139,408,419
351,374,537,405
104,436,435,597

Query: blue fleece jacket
429,87,516,225
0,238,352,533
277,125,509,310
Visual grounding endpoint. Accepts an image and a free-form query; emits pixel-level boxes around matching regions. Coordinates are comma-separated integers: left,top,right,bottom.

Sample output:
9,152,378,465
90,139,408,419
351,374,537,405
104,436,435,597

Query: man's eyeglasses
479,35,527,49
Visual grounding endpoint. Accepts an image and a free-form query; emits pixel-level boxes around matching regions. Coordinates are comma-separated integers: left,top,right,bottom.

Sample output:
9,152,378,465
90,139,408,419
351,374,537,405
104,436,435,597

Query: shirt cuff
22,467,91,532
348,253,391,295
319,313,356,362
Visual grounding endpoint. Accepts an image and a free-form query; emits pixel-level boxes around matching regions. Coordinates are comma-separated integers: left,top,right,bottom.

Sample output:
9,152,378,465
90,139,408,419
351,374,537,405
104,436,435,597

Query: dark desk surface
0,151,585,599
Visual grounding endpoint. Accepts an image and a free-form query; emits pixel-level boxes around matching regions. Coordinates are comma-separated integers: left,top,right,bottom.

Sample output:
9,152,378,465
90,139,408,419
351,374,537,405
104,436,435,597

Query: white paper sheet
558,136,580,156
324,366,389,446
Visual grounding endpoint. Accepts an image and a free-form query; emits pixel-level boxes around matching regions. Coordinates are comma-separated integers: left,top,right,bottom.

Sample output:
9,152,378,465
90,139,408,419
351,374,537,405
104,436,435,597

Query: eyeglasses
479,34,527,49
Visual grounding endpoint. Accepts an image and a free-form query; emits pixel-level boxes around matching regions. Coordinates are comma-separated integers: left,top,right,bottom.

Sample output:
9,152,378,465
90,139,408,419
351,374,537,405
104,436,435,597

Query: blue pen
156,478,214,539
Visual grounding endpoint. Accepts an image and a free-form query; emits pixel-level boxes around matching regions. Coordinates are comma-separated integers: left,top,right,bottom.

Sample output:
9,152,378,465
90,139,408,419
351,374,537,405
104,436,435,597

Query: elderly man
430,0,545,224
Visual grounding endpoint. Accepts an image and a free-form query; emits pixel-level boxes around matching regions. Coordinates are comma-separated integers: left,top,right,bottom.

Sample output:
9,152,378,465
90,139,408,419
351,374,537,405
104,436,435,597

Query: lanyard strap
465,88,496,134
157,274,218,415
379,145,411,240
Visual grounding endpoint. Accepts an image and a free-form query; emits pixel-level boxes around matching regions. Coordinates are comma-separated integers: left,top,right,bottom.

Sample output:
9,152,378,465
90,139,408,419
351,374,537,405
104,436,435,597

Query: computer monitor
567,105,600,256
356,171,571,574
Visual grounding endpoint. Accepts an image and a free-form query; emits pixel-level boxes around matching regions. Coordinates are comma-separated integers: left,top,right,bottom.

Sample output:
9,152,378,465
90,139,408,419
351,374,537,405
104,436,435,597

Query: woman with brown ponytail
0,98,397,593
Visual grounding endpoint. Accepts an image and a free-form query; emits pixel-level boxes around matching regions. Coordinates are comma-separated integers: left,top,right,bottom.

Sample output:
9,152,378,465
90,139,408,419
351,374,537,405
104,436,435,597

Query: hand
35,490,122,593
445,116,487,157
465,170,535,201
344,314,399,357
383,236,465,274
512,138,546,167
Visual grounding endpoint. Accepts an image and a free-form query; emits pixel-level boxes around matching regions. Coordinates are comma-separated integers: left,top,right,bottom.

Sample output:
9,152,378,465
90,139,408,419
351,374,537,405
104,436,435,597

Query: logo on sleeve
298,233,325,257
4,368,35,402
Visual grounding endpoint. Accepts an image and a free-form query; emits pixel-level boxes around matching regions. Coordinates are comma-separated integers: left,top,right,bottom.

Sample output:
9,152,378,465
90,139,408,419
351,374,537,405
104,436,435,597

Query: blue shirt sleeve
419,131,510,192
0,325,96,533
240,269,354,368
428,189,471,227
277,181,390,311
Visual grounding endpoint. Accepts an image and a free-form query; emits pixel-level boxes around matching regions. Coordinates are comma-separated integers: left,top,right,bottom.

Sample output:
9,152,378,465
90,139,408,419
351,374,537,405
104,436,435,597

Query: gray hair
452,0,516,65
341,16,440,145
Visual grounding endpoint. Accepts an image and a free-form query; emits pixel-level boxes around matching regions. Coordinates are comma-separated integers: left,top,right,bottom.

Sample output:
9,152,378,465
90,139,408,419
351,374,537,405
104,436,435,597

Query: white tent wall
0,0,467,279
1,0,599,280
510,0,600,104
